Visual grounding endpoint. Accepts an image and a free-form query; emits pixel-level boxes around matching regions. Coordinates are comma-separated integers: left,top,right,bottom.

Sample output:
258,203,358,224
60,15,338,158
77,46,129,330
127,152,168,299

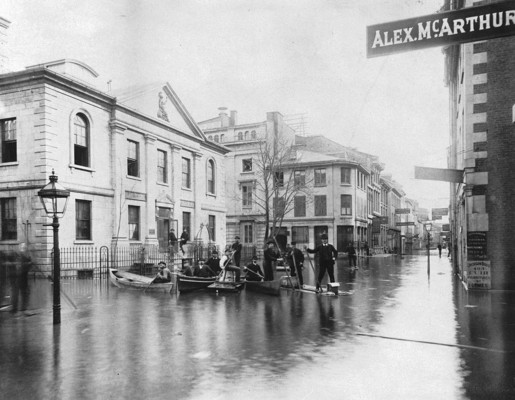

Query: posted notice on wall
466,260,491,290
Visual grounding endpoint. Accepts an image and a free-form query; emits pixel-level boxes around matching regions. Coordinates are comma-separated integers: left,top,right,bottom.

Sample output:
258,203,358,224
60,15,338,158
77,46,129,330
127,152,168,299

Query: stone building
0,59,228,268
199,109,398,254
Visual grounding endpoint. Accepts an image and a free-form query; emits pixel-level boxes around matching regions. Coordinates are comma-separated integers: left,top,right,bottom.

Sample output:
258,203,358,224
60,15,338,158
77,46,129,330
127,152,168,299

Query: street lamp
38,170,70,324
424,222,433,273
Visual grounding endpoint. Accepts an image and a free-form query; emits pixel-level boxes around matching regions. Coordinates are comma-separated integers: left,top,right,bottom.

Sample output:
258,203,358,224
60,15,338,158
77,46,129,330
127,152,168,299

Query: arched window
238,132,243,141
74,113,89,167
214,135,219,143
208,136,213,141
207,159,215,194
244,131,249,140
251,130,256,139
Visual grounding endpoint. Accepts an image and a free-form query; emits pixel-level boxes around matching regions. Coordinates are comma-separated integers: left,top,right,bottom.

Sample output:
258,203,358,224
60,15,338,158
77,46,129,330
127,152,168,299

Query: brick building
444,0,515,289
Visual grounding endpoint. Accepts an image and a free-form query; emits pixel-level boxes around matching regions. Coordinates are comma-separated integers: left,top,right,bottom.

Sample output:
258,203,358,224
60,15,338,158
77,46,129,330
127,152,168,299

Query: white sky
4,0,450,210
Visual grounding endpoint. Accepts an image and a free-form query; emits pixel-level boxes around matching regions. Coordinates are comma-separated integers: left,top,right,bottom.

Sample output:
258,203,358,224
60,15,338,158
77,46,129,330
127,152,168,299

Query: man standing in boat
263,241,280,281
231,235,243,272
305,234,337,292
286,242,304,288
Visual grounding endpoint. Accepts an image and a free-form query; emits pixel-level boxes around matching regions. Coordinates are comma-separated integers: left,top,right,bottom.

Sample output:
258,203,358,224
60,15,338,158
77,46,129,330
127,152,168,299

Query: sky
4,0,450,210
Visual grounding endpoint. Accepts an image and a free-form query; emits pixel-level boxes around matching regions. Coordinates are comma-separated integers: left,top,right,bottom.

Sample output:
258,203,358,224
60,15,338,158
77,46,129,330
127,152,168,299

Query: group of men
161,230,352,292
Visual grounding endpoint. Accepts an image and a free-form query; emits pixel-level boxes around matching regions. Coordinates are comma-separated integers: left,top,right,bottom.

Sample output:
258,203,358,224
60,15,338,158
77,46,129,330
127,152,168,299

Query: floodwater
1,252,514,399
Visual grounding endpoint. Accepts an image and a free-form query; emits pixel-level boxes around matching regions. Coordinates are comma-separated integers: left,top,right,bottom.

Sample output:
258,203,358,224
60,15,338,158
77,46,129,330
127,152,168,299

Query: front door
156,207,171,251
314,226,328,247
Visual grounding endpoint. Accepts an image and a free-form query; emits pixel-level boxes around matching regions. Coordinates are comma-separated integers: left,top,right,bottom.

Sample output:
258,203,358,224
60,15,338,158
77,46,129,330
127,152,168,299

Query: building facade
199,110,406,255
0,59,228,268
444,0,515,289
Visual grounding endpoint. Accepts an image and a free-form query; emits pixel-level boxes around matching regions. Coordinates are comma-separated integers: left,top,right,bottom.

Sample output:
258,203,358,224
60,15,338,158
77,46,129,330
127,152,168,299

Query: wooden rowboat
108,268,173,293
244,280,281,296
176,274,217,293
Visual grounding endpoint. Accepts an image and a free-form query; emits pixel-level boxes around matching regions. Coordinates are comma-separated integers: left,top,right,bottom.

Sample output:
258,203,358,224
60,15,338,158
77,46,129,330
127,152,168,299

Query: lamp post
424,222,433,274
38,170,70,325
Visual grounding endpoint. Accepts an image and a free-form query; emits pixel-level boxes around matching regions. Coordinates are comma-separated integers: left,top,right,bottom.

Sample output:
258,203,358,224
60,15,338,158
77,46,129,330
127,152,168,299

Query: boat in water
108,268,173,293
176,274,217,293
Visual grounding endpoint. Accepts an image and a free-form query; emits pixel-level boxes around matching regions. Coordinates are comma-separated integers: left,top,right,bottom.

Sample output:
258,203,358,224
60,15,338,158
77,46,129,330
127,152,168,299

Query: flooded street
1,252,514,399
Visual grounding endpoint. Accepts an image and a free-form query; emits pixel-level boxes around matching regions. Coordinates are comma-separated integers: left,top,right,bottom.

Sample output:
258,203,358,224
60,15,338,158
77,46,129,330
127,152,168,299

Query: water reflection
1,254,514,398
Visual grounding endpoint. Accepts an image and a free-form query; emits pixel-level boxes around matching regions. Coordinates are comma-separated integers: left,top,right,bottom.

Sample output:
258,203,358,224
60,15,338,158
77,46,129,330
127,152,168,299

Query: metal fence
53,242,257,279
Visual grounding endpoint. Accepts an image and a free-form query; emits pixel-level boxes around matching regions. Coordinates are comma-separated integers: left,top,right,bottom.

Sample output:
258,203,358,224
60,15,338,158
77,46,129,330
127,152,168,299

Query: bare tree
252,132,312,244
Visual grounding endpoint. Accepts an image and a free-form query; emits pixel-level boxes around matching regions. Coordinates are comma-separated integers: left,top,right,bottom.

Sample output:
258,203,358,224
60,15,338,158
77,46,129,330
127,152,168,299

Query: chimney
230,110,237,127
218,107,229,127
0,17,11,74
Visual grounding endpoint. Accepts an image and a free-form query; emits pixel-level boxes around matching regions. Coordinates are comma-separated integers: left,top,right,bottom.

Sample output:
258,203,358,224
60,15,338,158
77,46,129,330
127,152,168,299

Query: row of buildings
0,16,428,270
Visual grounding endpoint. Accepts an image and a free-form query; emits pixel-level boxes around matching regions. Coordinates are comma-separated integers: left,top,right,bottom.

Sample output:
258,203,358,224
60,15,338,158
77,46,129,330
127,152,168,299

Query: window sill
0,240,20,244
74,240,94,245
314,184,327,188
127,175,142,181
241,171,254,174
182,186,192,191
207,192,216,198
157,181,169,187
0,162,19,167
70,164,95,174
340,183,351,186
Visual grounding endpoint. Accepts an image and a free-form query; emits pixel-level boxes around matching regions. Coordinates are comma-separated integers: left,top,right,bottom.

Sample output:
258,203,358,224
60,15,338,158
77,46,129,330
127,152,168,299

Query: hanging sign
367,2,515,58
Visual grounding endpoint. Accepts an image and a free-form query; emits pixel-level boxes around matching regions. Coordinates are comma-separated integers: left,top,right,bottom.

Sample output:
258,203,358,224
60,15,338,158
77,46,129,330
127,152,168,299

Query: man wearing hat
206,250,222,276
286,242,305,287
231,236,243,268
263,241,280,281
153,261,172,283
305,234,337,292
244,256,264,281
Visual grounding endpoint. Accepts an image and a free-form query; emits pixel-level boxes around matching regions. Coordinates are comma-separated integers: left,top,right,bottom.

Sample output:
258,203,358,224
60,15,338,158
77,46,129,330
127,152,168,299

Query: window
274,171,284,187
0,118,17,163
208,215,216,241
157,150,167,183
341,194,352,215
292,226,308,244
1,198,16,240
251,130,256,139
76,200,91,240
242,183,253,207
182,212,191,236
74,114,89,167
238,132,243,140
273,196,285,217
207,159,215,194
242,159,252,172
127,140,139,177
243,224,253,243
314,195,327,216
314,168,326,186
341,168,351,184
214,135,219,143
182,158,191,189
128,206,140,240
294,196,306,217
294,170,306,186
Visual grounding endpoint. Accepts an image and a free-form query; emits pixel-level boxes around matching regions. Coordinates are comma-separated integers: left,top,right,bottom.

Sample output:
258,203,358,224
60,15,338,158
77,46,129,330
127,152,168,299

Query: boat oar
291,252,301,289
244,267,264,280
144,275,158,293
304,250,320,290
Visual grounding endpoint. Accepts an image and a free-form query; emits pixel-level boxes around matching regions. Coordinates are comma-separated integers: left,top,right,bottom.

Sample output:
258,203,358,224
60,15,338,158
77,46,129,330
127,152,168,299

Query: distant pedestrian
437,243,442,258
448,242,452,258
305,234,338,292
347,242,357,268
